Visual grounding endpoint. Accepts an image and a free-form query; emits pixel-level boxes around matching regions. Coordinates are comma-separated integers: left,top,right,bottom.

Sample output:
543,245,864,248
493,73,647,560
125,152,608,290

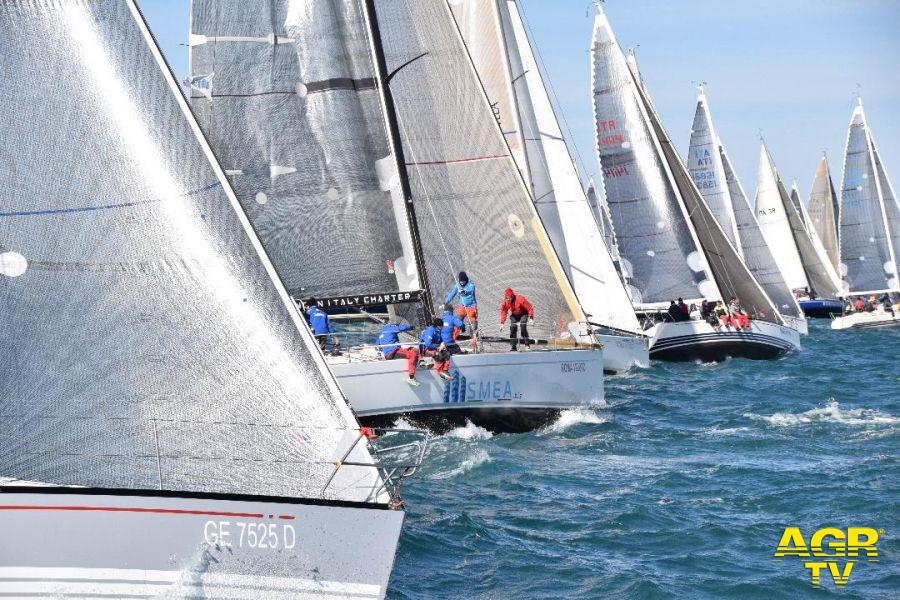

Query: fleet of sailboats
3,1,898,595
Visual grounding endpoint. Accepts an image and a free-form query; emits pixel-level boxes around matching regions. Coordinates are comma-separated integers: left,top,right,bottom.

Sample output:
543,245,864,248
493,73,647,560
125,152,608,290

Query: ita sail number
204,520,296,550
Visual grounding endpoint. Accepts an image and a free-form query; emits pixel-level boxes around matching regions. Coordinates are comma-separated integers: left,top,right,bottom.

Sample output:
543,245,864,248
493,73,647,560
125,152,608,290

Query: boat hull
647,320,800,361
799,298,844,318
595,333,650,373
331,348,604,433
831,311,900,329
0,488,403,599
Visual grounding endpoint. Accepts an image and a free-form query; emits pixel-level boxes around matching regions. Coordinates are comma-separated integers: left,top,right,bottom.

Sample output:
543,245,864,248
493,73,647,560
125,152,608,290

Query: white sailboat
807,153,842,274
755,139,844,317
190,0,604,433
687,87,807,334
0,1,414,597
452,0,649,373
833,99,900,329
591,6,800,360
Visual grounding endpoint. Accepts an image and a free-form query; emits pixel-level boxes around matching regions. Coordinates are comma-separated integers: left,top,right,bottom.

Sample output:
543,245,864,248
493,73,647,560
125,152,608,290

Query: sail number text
204,520,296,550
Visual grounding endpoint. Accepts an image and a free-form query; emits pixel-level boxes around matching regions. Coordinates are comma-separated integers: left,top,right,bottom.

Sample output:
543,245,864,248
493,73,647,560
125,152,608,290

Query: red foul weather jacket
499,294,534,324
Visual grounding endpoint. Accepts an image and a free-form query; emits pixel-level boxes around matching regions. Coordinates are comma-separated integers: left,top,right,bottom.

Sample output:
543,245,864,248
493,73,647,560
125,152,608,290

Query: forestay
454,0,641,334
190,0,418,300
0,0,379,503
807,154,841,273
839,102,899,293
370,0,585,341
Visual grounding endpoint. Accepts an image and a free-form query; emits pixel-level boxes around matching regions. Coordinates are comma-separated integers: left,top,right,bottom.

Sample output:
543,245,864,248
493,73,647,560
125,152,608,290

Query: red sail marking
0,505,265,518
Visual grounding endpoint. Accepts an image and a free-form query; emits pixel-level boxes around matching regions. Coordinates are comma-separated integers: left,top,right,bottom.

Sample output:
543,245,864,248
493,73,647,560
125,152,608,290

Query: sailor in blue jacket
440,304,466,355
305,298,339,354
376,316,420,386
419,317,452,380
444,271,478,333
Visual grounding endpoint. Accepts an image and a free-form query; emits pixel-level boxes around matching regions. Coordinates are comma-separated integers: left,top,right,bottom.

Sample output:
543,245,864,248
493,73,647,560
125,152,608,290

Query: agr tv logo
774,526,882,588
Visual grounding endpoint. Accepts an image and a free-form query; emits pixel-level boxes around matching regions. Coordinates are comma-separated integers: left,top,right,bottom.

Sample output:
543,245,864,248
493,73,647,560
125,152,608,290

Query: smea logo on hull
774,526,882,588
442,371,522,404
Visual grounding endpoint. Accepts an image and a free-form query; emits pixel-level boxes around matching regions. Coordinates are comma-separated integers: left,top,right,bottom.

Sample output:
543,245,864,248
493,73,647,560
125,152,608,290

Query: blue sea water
385,320,899,599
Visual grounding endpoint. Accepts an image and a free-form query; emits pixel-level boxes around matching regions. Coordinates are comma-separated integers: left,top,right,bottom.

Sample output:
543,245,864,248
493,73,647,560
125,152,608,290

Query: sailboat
591,6,800,361
687,87,807,334
0,1,413,597
587,177,626,282
807,153,842,275
833,99,900,329
190,0,604,433
451,0,649,373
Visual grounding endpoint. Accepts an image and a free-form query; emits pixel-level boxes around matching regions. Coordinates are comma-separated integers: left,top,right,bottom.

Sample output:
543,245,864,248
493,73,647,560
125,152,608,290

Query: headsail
190,0,419,303
1,0,380,502
789,183,807,227
872,147,900,286
807,154,841,273
454,0,641,334
369,0,586,341
838,100,899,293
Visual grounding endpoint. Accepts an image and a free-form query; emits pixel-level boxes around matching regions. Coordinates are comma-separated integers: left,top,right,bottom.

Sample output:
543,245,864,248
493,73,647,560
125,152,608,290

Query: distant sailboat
587,177,625,282
754,139,844,317
591,6,800,360
807,153,842,274
453,0,649,372
0,1,410,596
190,0,605,432
833,99,900,329
687,87,806,333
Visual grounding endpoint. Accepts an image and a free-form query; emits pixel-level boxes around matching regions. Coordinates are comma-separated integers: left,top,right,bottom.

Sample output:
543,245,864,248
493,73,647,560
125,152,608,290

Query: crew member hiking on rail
728,298,750,330
500,288,534,351
419,317,452,380
305,298,340,355
440,303,466,355
445,271,478,344
377,316,420,386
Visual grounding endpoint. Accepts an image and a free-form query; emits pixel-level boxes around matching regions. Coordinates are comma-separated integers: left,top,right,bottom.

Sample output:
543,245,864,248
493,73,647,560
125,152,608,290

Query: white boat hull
831,310,900,329
647,319,800,361
0,488,403,599
330,348,604,433
595,333,650,372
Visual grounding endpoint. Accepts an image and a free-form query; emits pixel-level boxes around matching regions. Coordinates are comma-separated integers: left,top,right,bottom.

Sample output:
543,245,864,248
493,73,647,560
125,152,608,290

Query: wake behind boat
0,2,417,597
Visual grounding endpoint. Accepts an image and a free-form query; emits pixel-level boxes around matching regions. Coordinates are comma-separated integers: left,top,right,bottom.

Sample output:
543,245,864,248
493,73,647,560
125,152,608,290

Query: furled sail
807,154,841,273
368,0,586,341
687,88,740,249
190,0,419,302
839,101,897,293
0,0,380,502
720,147,802,318
592,8,782,323
454,0,641,334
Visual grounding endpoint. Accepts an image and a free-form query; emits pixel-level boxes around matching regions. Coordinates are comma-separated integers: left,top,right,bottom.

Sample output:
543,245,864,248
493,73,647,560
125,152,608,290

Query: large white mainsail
1,1,404,596
808,153,842,273
687,90,802,321
453,0,641,336
839,99,900,293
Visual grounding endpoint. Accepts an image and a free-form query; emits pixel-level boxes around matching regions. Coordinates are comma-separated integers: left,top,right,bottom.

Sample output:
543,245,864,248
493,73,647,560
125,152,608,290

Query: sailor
440,304,466,355
419,317,452,380
854,297,865,312
881,293,895,315
677,297,690,321
714,300,729,328
667,300,681,323
728,298,750,330
445,271,478,335
376,316,420,386
499,288,534,351
305,298,340,354
700,299,716,325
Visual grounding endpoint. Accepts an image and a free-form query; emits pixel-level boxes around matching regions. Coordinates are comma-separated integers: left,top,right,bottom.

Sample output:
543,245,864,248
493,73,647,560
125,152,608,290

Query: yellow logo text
774,527,881,587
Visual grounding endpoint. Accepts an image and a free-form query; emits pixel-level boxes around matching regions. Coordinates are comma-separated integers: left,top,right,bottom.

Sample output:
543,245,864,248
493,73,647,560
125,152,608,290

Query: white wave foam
745,400,899,428
432,448,491,479
443,420,493,441
542,408,609,434
705,426,753,436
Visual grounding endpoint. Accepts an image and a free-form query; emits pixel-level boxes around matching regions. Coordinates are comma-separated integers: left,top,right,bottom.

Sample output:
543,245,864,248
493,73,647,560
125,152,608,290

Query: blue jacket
376,323,412,358
440,311,465,345
419,325,442,353
307,306,333,335
445,281,477,308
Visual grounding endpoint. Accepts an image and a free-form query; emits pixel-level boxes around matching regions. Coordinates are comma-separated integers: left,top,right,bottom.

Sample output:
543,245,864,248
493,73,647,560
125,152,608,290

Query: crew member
440,304,466,355
728,298,750,329
666,300,680,323
377,316,420,386
714,300,729,328
499,287,534,351
419,317,452,380
305,298,340,354
445,271,478,335
676,297,690,321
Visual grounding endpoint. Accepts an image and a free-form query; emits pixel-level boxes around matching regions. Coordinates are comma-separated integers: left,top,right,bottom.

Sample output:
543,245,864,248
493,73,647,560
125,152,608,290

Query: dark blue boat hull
799,299,844,318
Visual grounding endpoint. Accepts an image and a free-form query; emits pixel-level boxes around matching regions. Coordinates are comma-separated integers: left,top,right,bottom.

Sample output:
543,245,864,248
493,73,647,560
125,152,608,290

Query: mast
361,0,435,322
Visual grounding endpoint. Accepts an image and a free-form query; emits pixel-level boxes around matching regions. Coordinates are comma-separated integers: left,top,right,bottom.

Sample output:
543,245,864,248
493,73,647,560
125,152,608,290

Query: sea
381,319,898,599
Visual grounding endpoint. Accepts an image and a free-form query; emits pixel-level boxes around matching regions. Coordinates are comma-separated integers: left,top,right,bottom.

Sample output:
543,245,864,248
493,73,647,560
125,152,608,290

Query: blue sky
143,0,900,201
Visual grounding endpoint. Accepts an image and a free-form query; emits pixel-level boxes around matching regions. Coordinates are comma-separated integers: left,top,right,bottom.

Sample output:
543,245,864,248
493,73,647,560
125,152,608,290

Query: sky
143,0,900,201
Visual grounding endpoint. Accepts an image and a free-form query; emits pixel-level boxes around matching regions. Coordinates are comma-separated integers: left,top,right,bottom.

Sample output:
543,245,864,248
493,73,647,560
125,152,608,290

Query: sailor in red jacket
499,288,534,351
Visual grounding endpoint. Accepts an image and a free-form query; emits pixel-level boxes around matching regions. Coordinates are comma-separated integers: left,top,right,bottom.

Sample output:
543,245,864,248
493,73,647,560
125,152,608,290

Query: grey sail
687,90,740,248
807,154,841,273
789,184,807,227
586,177,606,233
872,146,900,286
839,102,896,293
190,0,418,301
370,0,585,340
0,0,382,502
720,148,802,318
591,13,705,305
